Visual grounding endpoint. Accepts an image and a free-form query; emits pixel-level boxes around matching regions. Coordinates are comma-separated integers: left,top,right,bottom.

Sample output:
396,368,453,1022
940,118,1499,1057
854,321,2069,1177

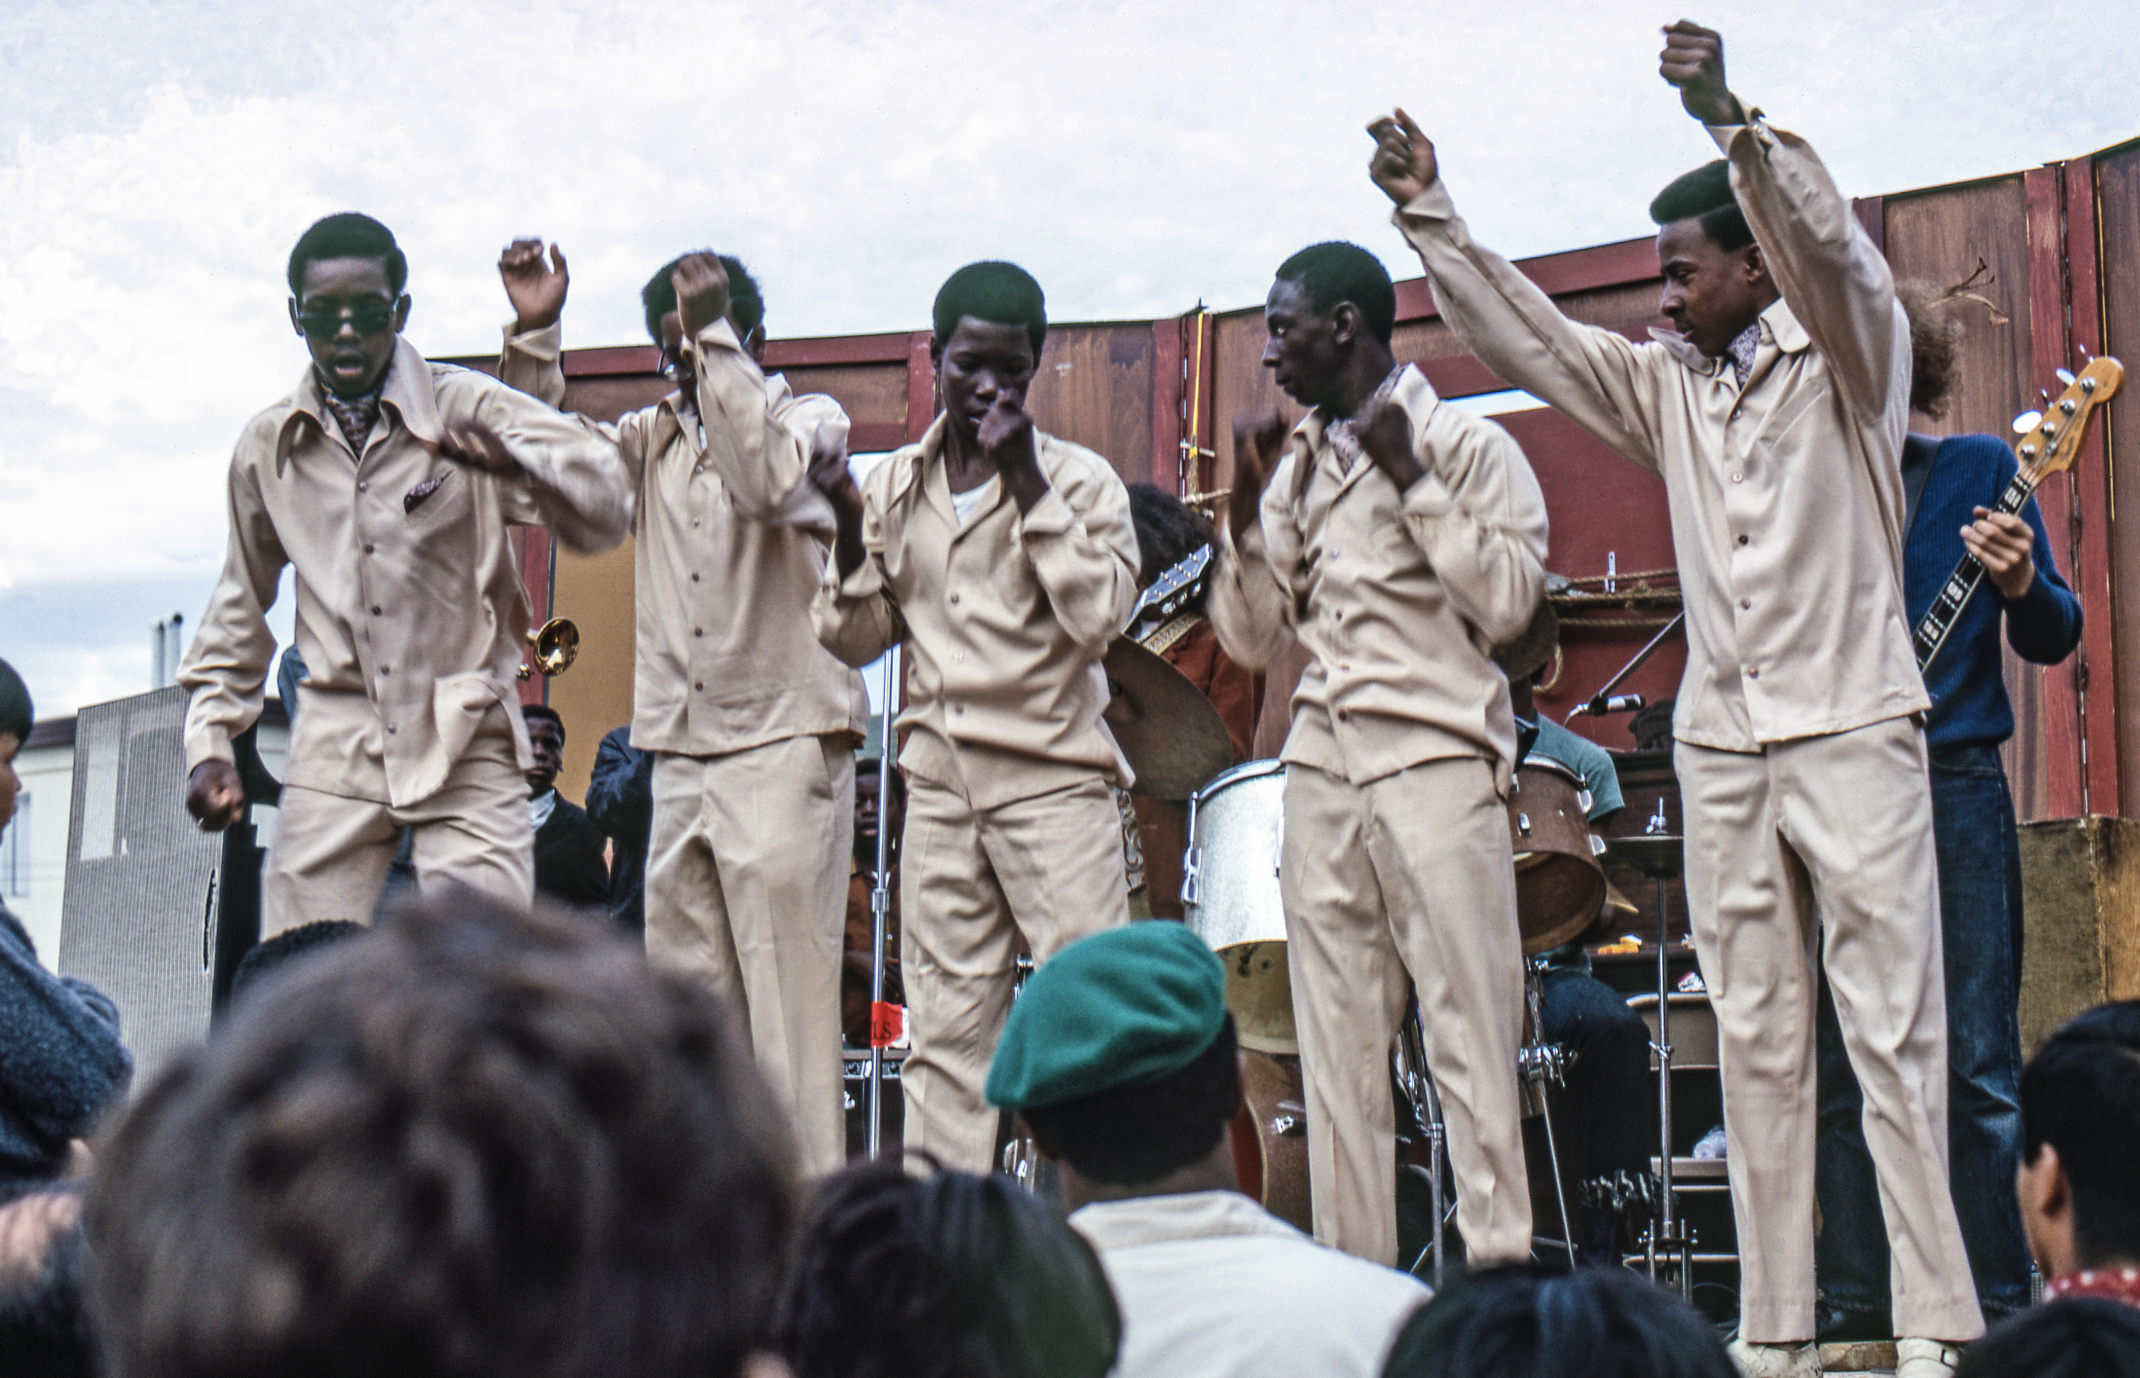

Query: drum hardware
515,617,580,680
864,649,903,1160
1606,811,1695,1297
1520,960,1578,1272
1395,1011,1449,1289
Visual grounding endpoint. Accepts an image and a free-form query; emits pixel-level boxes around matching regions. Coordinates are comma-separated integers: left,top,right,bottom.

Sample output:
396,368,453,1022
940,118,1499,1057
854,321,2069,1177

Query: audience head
1125,483,1214,590
776,1158,1119,1378
853,756,908,870
1379,1263,1736,1378
990,923,1240,1201
224,919,366,1013
0,1188,92,1378
931,261,1048,355
285,213,410,400
1954,1299,2140,1378
1264,242,1397,412
2018,998,2140,1277
1897,278,1964,420
1648,161,1774,360
87,891,797,1378
523,703,565,798
0,656,30,833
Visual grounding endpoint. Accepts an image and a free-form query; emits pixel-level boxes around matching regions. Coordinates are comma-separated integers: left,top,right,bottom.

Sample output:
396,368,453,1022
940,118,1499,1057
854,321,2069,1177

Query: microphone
1569,693,1645,718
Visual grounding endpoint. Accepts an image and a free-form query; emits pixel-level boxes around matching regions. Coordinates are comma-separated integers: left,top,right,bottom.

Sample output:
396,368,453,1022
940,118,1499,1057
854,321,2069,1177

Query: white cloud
2,0,2136,712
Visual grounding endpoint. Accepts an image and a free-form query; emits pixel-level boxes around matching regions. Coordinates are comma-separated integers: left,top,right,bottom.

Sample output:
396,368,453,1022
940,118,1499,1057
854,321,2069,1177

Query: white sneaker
1728,1339,1820,1378
1895,1338,1964,1378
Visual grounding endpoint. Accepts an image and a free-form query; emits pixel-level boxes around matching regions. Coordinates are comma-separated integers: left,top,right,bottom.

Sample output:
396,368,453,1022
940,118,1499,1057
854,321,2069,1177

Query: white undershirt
951,476,999,527
529,788,557,830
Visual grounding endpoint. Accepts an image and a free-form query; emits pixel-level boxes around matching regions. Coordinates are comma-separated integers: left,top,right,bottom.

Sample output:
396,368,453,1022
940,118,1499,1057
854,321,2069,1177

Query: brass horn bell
518,618,580,680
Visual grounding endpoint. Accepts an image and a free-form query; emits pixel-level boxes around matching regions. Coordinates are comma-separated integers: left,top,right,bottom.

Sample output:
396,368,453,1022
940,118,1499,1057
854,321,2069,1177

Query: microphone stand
1563,613,1683,724
866,647,901,1159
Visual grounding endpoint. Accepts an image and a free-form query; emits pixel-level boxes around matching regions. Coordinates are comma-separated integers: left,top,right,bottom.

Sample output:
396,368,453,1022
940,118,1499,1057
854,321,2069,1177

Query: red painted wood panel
905,331,937,444
1150,316,1183,490
2025,166,2087,816
2063,157,2120,815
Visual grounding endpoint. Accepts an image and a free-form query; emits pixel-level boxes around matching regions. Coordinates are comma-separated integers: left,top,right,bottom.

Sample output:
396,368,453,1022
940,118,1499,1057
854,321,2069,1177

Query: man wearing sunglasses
180,213,632,937
496,241,866,1177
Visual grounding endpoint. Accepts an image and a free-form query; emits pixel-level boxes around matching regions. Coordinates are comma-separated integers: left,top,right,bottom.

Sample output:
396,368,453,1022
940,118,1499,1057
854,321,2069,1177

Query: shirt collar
1069,1190,1306,1253
1646,297,1810,380
1291,362,1437,499
278,336,441,473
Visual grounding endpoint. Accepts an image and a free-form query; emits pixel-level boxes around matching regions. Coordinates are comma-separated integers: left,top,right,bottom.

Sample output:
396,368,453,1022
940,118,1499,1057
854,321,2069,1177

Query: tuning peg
2013,410,2044,435
2040,387,2054,405
2056,367,2077,386
2080,343,2096,362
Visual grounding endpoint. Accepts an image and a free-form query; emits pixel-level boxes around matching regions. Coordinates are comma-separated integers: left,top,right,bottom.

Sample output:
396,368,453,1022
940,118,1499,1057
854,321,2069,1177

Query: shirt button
386,722,398,734
1737,534,1749,546
692,518,701,528
691,572,700,582
1731,472,1744,483
1731,407,1744,421
1339,662,1352,672
953,704,965,715
1739,599,1751,610
694,680,704,691
694,628,704,637
363,544,375,555
380,665,391,676
1746,668,1760,680
954,652,965,663
357,480,369,492
949,593,960,604
370,605,382,615
1337,709,1350,722
694,464,704,475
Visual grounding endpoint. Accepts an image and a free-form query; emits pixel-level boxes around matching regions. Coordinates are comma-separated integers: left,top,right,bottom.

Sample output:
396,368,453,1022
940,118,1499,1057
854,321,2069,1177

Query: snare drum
1507,758,1609,954
1182,759,1295,1055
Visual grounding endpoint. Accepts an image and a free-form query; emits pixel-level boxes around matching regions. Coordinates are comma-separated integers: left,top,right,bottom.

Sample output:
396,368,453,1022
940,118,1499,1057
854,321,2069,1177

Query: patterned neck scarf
317,367,390,454
2047,1266,2140,1309
1325,364,1410,472
1725,321,1762,389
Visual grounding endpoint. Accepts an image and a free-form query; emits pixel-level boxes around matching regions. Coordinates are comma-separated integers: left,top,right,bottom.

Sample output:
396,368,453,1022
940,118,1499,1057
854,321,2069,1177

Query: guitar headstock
2013,356,2124,481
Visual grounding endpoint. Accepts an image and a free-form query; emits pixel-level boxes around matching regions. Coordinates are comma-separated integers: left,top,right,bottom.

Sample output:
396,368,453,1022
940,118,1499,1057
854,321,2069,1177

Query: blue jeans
1814,743,2032,1321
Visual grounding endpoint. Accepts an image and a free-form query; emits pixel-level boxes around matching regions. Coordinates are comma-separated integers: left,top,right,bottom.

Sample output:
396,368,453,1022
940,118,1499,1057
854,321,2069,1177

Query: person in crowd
1815,283,2084,1339
521,703,610,911
776,1159,1119,1378
843,755,907,1049
1209,234,1546,1269
1953,1300,2140,1378
809,261,1139,1172
2011,999,2140,1308
1370,22,1983,1371
1122,482,1262,917
180,214,631,935
85,892,798,1378
222,919,366,1013
1378,1263,1737,1378
0,1185,92,1378
0,658,132,1206
586,724,653,933
499,241,864,1176
988,921,1425,1377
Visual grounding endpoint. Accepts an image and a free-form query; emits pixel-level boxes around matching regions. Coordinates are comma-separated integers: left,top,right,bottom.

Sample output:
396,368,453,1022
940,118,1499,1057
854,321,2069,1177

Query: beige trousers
900,773,1131,1172
645,735,853,1178
1679,717,1983,1343
263,711,530,936
1281,758,1533,1269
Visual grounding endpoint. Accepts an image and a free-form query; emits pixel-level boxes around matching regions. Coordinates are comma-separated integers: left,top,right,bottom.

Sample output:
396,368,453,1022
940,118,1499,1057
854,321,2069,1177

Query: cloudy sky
3,0,2135,719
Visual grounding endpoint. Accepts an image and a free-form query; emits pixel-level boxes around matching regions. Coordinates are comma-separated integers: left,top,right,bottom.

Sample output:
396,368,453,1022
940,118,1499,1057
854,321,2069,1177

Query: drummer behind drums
1208,241,1548,1269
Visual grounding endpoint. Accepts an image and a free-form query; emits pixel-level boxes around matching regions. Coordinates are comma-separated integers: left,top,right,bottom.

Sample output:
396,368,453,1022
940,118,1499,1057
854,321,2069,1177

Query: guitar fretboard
1912,468,2037,671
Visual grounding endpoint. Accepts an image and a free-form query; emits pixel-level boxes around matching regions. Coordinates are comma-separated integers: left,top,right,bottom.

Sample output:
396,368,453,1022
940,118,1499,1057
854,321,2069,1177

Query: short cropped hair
0,658,31,743
1380,1263,1736,1378
1274,242,1397,344
1955,1300,2140,1378
1020,1014,1238,1187
932,261,1048,353
1649,161,1755,253
641,253,765,344
522,702,565,737
87,893,797,1378
1126,483,1214,588
224,919,365,1013
1897,279,1963,419
2021,999,2140,1269
287,212,408,298
777,1160,1119,1378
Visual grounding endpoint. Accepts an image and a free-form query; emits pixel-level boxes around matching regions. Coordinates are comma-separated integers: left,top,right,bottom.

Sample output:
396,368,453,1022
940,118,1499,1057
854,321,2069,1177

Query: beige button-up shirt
812,414,1139,810
1394,103,1926,751
1210,365,1548,789
180,337,633,807
501,320,866,757
1071,1191,1427,1378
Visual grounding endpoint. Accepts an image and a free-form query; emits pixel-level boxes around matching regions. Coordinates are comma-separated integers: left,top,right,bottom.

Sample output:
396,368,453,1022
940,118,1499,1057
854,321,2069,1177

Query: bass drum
1182,759,1294,1055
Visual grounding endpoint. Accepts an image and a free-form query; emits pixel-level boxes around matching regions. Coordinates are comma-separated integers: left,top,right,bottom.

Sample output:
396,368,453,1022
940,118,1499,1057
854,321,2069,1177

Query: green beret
986,921,1226,1112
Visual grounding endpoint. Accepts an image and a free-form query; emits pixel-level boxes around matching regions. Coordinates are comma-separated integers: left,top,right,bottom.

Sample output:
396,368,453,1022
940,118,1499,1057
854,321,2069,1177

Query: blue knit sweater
0,899,132,1200
1903,433,2083,750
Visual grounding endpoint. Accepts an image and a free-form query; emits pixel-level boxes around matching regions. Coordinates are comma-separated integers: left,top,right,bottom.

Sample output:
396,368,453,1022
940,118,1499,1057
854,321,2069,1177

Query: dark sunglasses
295,302,397,339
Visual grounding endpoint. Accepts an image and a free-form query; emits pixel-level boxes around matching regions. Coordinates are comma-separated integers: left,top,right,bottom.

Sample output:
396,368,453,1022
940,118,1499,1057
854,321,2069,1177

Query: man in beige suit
810,261,1140,1174
182,213,631,935
1209,241,1546,1270
1369,21,1982,1375
496,241,866,1176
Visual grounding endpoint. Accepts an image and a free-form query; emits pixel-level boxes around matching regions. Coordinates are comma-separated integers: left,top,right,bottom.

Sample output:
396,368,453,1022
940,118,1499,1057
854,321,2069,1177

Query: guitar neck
1913,467,2040,672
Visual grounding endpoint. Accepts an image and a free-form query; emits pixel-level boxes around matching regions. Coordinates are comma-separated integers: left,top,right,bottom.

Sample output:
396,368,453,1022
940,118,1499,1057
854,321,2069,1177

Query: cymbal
1605,834,1684,878
1101,636,1235,800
